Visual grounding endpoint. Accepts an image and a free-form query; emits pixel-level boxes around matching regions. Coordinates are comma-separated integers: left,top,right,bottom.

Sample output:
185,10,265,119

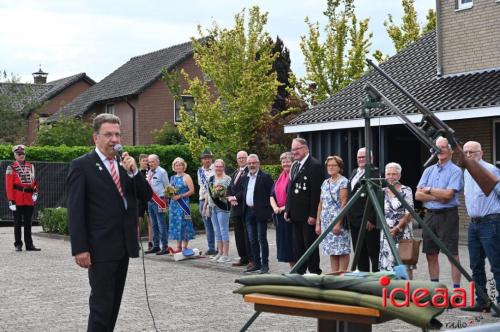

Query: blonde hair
324,155,344,174
172,157,187,171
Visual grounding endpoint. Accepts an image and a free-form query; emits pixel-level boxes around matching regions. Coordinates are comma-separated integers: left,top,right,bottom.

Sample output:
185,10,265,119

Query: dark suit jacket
67,150,152,263
285,156,323,222
228,166,248,218
239,170,273,222
346,167,378,227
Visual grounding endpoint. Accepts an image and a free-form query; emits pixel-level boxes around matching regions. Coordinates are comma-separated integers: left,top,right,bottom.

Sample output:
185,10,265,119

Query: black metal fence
0,160,69,223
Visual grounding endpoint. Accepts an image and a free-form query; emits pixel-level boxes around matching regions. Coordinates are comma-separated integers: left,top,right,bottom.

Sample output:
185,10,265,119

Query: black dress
138,169,149,217
272,185,296,263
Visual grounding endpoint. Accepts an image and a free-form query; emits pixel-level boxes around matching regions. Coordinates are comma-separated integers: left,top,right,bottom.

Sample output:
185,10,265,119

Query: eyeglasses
464,150,480,156
99,132,121,139
291,146,306,152
357,156,366,159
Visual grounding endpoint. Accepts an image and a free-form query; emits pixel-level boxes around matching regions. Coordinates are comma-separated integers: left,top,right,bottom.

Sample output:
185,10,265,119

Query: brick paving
0,225,498,331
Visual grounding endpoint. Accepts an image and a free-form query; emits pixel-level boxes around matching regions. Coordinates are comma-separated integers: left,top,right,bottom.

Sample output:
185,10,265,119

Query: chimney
32,66,48,84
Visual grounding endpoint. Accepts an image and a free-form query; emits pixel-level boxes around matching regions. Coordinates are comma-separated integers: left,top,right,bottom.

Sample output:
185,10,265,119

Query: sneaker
148,242,153,250
205,249,218,256
217,255,231,263
259,265,269,274
145,247,160,254
210,254,221,261
245,264,261,273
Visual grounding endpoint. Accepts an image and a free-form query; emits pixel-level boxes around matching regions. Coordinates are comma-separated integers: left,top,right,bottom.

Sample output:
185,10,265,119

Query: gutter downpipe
125,98,136,145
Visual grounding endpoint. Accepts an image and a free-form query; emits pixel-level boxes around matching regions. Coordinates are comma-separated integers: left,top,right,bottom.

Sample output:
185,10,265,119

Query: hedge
39,203,205,236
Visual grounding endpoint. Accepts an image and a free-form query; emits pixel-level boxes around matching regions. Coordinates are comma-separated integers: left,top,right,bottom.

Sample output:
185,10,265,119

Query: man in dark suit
67,114,152,331
347,147,380,272
227,150,252,267
240,154,274,274
285,138,323,275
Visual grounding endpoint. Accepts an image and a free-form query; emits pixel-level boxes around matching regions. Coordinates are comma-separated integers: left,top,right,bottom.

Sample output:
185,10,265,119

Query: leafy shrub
36,117,93,146
261,164,282,180
39,207,69,234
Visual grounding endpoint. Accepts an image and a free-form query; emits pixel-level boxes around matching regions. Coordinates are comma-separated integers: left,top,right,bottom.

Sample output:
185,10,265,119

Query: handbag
398,238,421,265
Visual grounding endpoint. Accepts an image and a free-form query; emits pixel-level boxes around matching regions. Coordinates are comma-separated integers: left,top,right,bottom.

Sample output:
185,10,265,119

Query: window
457,0,473,10
38,116,49,131
494,121,500,168
105,103,115,114
202,71,211,82
174,95,195,122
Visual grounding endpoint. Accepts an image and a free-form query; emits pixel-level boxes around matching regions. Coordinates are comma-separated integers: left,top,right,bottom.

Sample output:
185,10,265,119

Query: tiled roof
50,40,195,121
288,30,500,126
0,72,94,115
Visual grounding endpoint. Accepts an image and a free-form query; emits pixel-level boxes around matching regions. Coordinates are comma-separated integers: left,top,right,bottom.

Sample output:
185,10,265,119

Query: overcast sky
0,0,435,83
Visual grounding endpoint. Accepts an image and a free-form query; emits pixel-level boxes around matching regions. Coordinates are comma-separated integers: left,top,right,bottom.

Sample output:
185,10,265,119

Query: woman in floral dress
316,155,350,273
168,157,195,252
379,162,415,278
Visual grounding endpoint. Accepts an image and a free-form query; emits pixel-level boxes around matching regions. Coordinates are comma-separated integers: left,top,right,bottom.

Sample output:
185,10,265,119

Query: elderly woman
168,157,195,253
316,156,350,273
379,162,415,278
205,159,232,263
270,152,296,267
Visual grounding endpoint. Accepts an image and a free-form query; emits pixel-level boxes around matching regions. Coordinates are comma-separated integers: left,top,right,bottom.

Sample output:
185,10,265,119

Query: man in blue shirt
416,136,464,288
145,154,170,255
461,141,500,316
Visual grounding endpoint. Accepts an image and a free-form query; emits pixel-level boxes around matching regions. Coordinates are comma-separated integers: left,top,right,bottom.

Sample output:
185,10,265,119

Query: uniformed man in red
5,144,41,251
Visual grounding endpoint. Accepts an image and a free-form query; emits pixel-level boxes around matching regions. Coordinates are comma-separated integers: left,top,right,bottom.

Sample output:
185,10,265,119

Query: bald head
463,141,483,161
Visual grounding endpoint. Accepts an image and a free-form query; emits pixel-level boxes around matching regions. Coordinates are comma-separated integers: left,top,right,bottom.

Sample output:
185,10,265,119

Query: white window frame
457,0,473,10
493,119,500,167
105,103,115,115
174,95,195,123
38,116,49,131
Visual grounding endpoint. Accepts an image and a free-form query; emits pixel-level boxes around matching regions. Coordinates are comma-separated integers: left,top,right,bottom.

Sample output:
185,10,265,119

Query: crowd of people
6,114,500,329
135,135,499,316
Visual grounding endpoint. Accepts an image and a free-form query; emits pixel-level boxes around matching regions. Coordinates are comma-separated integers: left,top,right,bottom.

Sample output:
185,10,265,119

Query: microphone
114,144,123,162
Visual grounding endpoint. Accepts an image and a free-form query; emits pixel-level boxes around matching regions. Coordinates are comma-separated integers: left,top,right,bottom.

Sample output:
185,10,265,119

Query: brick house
284,0,500,238
49,40,207,145
0,69,95,144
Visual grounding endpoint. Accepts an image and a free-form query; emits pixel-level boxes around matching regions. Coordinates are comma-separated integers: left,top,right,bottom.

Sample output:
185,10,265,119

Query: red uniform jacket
5,161,38,206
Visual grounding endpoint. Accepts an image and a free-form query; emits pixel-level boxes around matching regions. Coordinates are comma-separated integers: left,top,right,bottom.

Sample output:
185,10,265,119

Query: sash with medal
148,170,167,212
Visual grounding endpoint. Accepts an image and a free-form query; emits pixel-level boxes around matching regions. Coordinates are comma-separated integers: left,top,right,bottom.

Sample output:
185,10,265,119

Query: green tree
152,122,186,145
165,6,280,162
299,0,372,105
0,71,40,144
374,0,437,62
36,116,93,146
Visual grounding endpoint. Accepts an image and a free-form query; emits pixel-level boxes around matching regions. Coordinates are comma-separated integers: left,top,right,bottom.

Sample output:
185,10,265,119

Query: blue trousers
245,208,269,267
468,216,500,304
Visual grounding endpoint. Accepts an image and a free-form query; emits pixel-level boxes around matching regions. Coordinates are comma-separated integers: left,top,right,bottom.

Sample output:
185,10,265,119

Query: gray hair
148,154,160,162
385,162,402,174
435,136,452,150
279,152,293,162
214,158,225,167
93,113,121,133
293,137,308,146
247,154,260,162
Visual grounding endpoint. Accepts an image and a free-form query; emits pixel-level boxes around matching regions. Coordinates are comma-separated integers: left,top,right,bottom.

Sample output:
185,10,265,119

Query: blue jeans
211,206,230,242
468,216,500,304
200,200,215,251
148,201,168,248
245,208,269,267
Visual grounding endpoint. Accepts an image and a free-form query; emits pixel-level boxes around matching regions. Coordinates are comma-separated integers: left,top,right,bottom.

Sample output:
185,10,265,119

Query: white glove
8,201,16,211
32,193,38,202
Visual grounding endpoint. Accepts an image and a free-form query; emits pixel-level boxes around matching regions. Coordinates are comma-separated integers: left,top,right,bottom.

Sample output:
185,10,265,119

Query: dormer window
457,0,473,10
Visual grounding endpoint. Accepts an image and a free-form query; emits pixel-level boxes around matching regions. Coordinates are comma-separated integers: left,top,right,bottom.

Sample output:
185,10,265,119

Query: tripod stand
240,85,499,332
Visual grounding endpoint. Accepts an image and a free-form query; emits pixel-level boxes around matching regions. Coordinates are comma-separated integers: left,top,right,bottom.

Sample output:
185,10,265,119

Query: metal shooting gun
365,59,499,196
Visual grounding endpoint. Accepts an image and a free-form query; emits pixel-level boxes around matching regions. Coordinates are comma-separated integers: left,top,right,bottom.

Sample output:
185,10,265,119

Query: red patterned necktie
108,158,124,196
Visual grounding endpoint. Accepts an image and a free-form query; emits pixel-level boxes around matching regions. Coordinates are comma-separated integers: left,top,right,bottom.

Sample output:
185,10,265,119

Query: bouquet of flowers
164,185,177,199
212,184,227,199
